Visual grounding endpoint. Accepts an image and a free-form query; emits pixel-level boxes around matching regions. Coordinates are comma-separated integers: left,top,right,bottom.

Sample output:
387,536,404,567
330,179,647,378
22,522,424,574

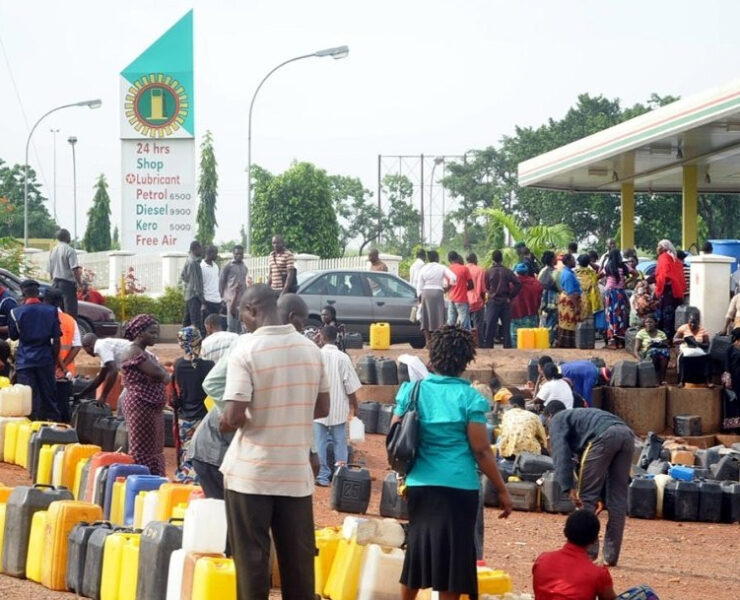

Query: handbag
386,381,421,476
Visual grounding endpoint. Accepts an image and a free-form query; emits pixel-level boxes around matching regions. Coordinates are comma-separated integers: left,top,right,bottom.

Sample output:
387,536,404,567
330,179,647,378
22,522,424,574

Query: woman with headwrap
652,239,686,340
172,326,214,483
599,249,633,349
510,262,543,346
120,314,170,476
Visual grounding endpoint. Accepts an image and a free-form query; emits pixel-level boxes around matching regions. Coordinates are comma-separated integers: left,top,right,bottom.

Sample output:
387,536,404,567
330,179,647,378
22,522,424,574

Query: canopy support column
620,182,634,250
682,165,698,251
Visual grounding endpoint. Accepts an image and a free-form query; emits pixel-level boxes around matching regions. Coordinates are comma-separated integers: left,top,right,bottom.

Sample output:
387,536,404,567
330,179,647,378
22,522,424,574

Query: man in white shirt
536,362,574,410
408,248,426,290
78,334,131,406
314,325,361,486
220,284,329,599
201,314,239,362
201,245,223,322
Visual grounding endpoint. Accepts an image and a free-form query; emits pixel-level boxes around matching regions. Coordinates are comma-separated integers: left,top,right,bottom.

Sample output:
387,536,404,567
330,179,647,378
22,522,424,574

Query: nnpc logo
124,73,188,138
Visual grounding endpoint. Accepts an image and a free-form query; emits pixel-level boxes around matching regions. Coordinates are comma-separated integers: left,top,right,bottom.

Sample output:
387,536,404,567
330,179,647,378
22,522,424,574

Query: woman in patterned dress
556,253,582,348
599,249,633,349
120,314,170,476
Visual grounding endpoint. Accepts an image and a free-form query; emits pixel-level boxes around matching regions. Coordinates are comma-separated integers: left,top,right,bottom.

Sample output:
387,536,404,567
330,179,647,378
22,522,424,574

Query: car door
321,272,373,338
364,272,419,339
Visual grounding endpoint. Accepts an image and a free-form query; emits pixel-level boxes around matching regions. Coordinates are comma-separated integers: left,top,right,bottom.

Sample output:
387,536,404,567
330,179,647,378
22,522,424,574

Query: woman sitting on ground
392,325,512,600
305,304,346,351
633,314,670,384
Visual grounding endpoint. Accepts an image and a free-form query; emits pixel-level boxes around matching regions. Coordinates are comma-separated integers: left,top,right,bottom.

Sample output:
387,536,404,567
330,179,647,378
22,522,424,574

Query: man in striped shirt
314,325,361,486
220,284,329,600
267,234,296,294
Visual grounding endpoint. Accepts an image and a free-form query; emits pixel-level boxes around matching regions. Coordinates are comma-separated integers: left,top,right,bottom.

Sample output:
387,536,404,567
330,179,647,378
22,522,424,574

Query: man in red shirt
78,282,106,305
466,253,486,344
446,251,472,329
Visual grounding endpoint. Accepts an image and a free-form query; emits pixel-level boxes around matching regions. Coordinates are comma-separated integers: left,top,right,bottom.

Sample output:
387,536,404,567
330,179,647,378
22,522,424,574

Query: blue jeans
313,422,348,483
447,301,471,329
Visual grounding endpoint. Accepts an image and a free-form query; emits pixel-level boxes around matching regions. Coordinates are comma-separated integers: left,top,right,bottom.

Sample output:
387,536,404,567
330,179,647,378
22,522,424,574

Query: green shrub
103,287,185,324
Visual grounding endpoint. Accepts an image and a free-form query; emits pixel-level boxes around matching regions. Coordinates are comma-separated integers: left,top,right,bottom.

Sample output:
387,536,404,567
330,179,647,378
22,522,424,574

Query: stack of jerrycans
100,528,142,600
0,416,28,462
67,521,114,594
61,443,101,492
82,523,128,600
2,484,74,578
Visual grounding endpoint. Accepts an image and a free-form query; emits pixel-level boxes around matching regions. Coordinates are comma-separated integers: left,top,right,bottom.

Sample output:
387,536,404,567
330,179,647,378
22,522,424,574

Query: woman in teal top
392,325,512,600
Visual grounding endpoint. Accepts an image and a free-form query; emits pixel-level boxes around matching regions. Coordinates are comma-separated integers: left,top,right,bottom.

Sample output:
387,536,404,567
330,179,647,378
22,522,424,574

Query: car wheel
76,317,93,336
409,337,426,349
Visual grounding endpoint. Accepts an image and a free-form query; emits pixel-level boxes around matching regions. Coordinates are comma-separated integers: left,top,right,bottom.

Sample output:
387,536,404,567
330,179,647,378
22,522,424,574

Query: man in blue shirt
9,279,62,420
0,284,18,340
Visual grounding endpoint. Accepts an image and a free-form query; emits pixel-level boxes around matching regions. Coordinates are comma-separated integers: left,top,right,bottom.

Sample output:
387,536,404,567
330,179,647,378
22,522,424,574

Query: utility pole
50,129,60,221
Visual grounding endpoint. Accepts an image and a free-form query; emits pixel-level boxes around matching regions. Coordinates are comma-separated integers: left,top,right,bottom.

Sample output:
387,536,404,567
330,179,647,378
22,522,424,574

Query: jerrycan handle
345,464,365,471
168,517,185,524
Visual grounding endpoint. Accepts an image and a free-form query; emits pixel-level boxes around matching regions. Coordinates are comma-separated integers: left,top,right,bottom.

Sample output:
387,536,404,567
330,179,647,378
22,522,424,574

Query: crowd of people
8,229,740,600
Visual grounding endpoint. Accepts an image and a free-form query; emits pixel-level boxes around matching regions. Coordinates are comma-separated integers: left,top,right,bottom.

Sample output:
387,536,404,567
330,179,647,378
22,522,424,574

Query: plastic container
315,527,342,596
357,402,379,434
191,556,236,600
81,525,121,600
370,322,391,351
379,471,408,519
534,328,550,349
349,417,365,443
506,481,539,511
610,361,638,387
110,478,127,525
698,480,723,523
355,356,377,385
324,536,365,600
674,415,702,437
637,361,659,387
117,534,140,600
25,509,47,582
165,548,186,600
0,385,32,417
695,445,724,469
142,490,160,529
628,477,657,519
330,465,371,514
356,544,405,600
36,444,57,485
51,445,66,487
514,452,554,482
124,474,168,526
375,358,399,385
654,474,671,518
668,465,695,481
515,328,534,349
720,481,740,523
2,418,28,464
540,471,574,514
62,443,101,491
66,521,112,594
136,519,184,600
711,454,740,481
182,498,228,554
663,480,699,521
29,424,79,481
103,463,150,519
73,458,89,500
575,319,595,349
376,404,394,435
460,563,513,598
15,421,55,469
670,450,696,466
155,482,200,521
100,531,140,600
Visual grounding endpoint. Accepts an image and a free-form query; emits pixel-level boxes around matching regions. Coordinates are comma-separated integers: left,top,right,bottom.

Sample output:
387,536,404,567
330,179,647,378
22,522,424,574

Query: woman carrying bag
389,325,512,600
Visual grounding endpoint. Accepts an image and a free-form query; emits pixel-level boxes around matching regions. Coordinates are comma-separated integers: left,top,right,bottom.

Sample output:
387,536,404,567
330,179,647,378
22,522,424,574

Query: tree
381,174,421,257
82,174,112,252
196,131,218,247
329,175,384,256
0,159,57,238
251,162,341,257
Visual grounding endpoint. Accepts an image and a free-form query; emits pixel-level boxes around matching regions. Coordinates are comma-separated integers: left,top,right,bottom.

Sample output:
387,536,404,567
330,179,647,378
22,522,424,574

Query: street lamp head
77,99,102,109
314,45,349,60
434,156,445,165
67,136,77,146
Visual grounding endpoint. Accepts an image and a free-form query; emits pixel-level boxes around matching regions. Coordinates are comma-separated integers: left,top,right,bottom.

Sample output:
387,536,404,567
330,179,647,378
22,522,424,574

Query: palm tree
479,208,574,266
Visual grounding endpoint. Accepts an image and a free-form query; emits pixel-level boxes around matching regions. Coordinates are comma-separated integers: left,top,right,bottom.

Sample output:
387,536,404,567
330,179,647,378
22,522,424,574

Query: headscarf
514,262,529,275
657,239,677,259
177,326,202,360
124,313,158,341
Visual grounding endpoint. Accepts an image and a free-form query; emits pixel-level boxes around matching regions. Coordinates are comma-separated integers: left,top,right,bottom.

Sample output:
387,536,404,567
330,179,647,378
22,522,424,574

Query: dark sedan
297,269,425,348
0,268,119,337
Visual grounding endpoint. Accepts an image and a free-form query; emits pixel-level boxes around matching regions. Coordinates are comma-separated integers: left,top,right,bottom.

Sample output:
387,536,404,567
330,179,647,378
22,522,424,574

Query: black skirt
401,485,479,594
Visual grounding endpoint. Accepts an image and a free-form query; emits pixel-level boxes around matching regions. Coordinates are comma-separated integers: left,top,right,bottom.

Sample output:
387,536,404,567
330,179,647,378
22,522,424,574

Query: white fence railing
25,249,401,296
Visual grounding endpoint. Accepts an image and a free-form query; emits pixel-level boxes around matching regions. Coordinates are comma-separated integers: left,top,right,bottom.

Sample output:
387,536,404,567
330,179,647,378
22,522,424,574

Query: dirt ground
3,343,738,599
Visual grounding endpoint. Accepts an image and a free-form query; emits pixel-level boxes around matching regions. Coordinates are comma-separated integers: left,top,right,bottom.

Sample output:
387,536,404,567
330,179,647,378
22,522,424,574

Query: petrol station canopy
517,79,740,249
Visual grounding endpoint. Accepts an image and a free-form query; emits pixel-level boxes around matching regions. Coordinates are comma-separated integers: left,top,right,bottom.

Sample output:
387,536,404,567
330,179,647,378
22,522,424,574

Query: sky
1,0,740,248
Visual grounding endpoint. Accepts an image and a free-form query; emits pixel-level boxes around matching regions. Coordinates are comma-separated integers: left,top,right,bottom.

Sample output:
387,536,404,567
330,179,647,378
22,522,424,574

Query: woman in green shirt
393,325,512,600
632,314,670,384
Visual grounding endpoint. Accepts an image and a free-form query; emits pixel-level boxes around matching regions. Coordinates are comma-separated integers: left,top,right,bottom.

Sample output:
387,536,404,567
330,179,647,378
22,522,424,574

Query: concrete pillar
376,253,403,276
108,251,134,293
682,165,698,251
689,254,735,334
161,251,188,290
294,253,319,275
620,182,635,250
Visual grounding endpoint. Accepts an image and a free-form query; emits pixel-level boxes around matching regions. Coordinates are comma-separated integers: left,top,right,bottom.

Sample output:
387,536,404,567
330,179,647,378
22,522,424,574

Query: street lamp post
23,99,101,247
429,156,444,245
68,136,78,246
246,45,349,255
50,128,60,221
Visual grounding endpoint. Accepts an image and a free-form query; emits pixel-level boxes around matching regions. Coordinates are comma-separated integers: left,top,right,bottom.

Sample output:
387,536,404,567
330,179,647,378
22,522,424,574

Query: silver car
297,269,425,348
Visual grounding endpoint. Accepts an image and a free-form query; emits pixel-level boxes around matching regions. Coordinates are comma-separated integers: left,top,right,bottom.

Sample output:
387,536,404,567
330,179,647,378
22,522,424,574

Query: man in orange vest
44,289,81,421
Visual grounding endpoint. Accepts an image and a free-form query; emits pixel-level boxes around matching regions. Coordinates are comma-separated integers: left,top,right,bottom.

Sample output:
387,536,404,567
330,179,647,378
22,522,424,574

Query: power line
0,30,52,194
